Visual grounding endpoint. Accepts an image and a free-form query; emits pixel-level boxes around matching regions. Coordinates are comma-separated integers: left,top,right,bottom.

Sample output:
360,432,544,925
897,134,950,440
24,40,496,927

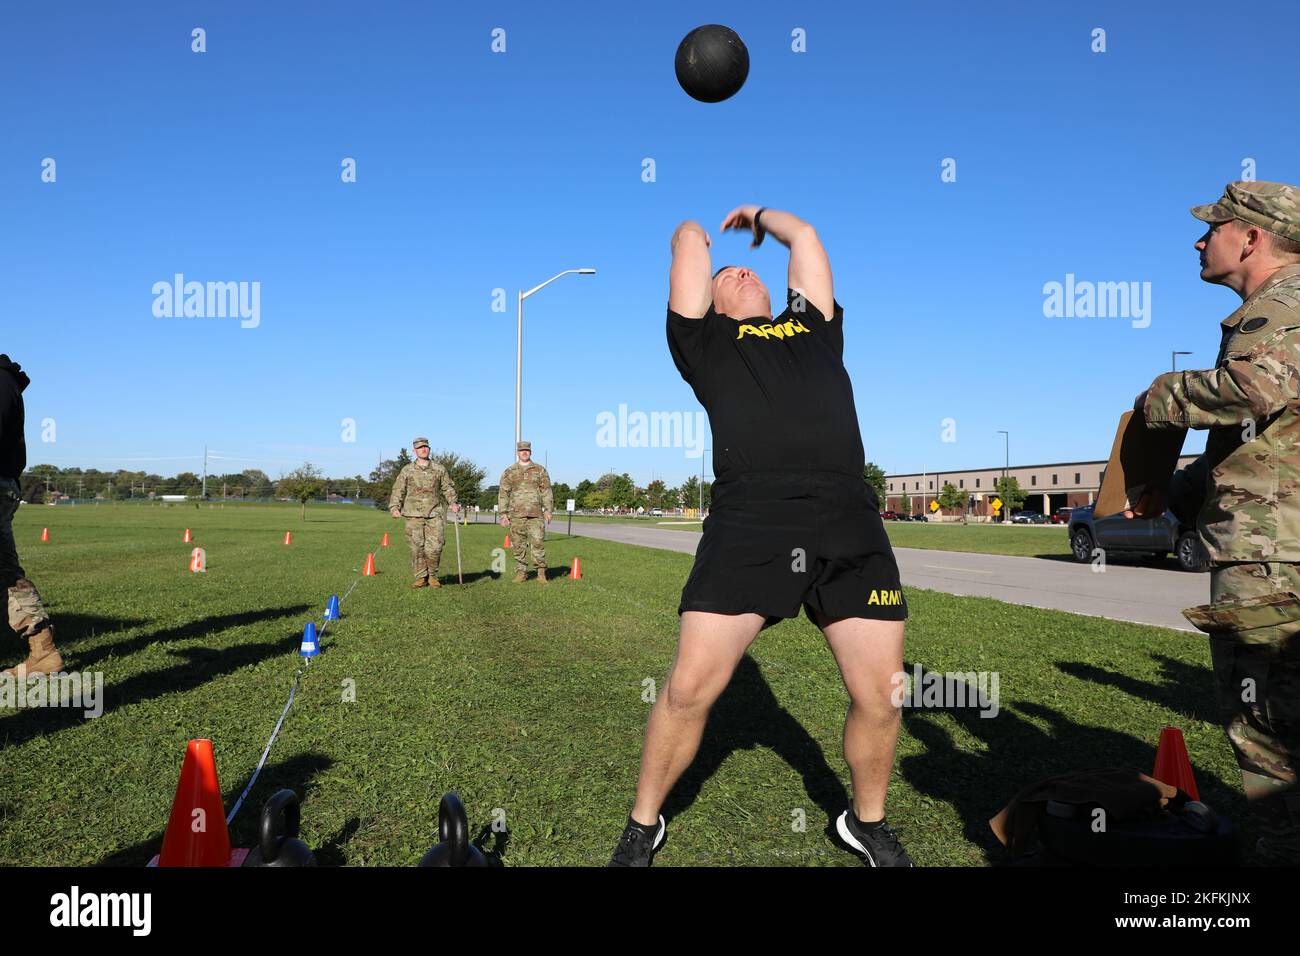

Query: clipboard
1093,409,1187,519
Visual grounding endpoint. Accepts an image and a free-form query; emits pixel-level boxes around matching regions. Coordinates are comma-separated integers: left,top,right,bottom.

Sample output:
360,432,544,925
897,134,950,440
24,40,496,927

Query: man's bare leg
630,610,765,825
817,615,905,822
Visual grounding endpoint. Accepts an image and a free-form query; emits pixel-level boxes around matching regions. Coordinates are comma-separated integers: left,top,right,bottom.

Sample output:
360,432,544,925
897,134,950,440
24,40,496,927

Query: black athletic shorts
679,471,907,624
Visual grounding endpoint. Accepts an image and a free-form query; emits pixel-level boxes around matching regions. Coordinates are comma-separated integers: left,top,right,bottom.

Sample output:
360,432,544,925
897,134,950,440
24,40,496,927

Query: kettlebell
419,792,487,867
243,789,317,867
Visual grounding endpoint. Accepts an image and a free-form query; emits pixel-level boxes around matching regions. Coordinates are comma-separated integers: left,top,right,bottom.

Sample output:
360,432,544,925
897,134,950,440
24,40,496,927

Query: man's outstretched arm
668,221,713,320
720,205,833,321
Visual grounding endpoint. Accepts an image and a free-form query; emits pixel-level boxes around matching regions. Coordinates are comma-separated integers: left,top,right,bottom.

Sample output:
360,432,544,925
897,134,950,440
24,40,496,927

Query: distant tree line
21,459,892,515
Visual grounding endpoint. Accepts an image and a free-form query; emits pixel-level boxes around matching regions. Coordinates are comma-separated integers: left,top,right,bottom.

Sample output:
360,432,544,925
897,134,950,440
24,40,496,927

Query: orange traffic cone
183,528,192,543
569,556,582,580
152,739,248,867
41,527,49,542
284,531,292,546
1152,725,1199,800
189,547,207,573
363,553,376,576
504,534,511,548
381,532,390,547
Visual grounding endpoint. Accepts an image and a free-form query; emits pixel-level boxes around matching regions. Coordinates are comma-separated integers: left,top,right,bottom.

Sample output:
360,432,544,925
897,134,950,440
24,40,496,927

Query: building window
1031,475,1036,486
915,482,920,490
889,483,893,491
928,480,933,490
975,478,980,488
959,479,964,488
1074,472,1080,484
1052,474,1058,485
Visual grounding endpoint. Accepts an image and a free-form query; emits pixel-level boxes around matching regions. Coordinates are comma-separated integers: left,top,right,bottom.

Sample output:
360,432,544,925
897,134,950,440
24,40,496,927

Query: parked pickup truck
1067,503,1209,572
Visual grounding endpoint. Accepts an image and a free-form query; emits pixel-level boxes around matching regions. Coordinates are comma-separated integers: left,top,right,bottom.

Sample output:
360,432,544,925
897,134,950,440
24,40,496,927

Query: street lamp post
1172,350,1192,372
996,430,1009,523
516,268,596,451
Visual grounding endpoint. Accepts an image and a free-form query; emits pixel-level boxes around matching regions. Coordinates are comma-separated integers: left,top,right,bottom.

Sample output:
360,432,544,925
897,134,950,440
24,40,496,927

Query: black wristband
753,207,768,247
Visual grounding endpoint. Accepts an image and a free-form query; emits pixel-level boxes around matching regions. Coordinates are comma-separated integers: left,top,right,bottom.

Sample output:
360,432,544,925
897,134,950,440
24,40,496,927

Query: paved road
554,521,1210,632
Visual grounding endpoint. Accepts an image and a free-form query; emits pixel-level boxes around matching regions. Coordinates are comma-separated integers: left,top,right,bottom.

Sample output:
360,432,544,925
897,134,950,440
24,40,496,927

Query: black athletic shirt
667,289,865,483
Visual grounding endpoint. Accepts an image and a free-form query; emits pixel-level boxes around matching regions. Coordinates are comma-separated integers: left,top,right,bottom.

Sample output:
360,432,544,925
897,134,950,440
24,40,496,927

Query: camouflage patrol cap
412,437,430,449
516,440,531,451
1192,181,1300,242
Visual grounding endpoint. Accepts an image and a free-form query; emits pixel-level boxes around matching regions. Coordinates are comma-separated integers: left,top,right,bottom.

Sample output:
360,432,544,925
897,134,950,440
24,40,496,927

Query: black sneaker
607,815,666,867
834,811,915,867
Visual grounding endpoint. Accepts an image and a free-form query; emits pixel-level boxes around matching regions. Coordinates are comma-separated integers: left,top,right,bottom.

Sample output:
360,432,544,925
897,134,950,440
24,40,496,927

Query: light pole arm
522,269,583,300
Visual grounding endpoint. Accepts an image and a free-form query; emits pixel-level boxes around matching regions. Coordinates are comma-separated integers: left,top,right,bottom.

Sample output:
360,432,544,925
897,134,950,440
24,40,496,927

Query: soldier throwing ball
1132,181,1300,864
498,441,553,585
388,437,459,588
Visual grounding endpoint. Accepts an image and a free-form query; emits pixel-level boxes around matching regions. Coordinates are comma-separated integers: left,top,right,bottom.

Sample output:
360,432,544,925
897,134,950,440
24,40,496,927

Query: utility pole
201,445,209,499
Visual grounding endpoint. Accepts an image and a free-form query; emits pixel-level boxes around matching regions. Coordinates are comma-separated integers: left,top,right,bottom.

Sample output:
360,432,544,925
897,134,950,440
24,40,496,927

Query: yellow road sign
992,497,1003,513
929,500,939,512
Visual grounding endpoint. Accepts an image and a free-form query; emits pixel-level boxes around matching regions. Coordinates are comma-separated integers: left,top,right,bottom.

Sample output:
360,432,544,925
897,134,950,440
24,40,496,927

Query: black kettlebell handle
439,792,470,866
259,789,301,863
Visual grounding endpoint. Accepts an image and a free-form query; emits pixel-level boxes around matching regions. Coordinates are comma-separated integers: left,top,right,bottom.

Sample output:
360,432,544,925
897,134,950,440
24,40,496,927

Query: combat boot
427,577,441,588
2,625,64,678
536,568,549,586
411,578,429,589
512,570,526,583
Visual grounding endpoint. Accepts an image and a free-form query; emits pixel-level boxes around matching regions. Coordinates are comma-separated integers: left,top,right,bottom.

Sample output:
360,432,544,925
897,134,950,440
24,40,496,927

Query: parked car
911,513,929,522
881,511,899,521
1011,511,1050,524
1067,503,1209,572
1051,507,1074,524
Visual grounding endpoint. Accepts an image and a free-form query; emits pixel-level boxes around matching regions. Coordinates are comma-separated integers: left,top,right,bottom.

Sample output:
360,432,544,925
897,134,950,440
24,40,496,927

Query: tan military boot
411,578,429,589
2,625,64,678
536,568,549,586
512,570,526,583
427,577,441,588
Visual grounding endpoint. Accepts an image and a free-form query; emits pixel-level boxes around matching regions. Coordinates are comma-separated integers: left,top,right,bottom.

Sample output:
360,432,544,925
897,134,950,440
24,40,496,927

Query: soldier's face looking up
711,266,771,320
518,450,531,463
1196,219,1248,285
414,446,430,460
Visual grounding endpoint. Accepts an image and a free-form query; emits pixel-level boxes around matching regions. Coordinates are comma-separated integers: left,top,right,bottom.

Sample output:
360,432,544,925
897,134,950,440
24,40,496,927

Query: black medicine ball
674,24,749,103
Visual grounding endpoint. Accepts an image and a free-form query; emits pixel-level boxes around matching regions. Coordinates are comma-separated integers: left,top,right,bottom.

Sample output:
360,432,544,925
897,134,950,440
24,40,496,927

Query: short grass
0,502,1242,866
883,521,1071,558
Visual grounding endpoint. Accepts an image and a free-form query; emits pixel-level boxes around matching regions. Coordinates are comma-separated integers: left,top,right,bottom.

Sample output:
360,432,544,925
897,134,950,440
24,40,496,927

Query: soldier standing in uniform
1,355,63,678
497,440,553,584
1133,182,1300,864
388,437,460,588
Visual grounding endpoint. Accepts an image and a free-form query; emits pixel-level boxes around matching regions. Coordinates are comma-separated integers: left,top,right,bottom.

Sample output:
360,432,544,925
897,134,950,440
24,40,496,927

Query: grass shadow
661,655,849,832
71,603,312,670
895,663,1249,864
1055,654,1219,725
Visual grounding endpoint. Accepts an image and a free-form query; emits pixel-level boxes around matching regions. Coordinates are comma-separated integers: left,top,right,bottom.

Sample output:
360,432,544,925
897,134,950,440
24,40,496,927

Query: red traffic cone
569,556,582,580
183,528,192,543
189,547,207,573
41,527,49,542
152,739,248,867
381,532,390,547
284,531,292,546
504,533,511,548
363,553,376,576
1152,725,1199,800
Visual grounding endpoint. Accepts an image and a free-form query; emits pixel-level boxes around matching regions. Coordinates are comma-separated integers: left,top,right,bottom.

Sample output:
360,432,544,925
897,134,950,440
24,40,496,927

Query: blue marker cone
300,621,320,658
324,594,341,621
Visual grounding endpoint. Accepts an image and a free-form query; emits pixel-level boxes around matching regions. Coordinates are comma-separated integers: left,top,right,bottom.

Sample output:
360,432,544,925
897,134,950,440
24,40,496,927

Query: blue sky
4,0,1294,486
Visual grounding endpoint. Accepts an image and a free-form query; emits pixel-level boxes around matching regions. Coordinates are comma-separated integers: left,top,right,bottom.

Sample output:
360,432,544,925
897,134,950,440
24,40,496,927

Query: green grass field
0,502,1243,866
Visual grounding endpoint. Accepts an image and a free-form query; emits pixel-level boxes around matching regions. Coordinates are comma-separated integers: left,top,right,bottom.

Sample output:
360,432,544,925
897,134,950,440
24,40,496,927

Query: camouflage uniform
1,478,50,642
0,353,60,677
1144,182,1300,863
388,440,458,582
498,441,553,580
